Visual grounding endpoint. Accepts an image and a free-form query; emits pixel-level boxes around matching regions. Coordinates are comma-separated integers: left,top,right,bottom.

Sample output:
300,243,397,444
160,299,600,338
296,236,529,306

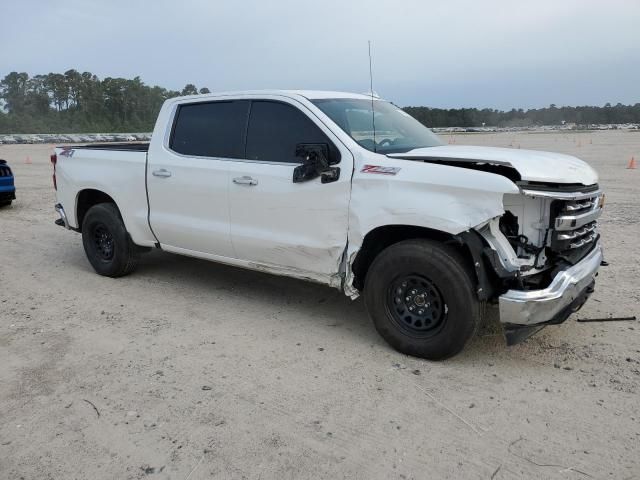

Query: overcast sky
2,0,639,109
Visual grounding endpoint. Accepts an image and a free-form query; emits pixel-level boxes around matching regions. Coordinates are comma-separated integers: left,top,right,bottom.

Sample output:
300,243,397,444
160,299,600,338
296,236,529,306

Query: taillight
50,153,57,190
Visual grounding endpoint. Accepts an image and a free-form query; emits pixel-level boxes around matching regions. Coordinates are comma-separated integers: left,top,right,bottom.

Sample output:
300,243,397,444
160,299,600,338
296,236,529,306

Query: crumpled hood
388,145,599,185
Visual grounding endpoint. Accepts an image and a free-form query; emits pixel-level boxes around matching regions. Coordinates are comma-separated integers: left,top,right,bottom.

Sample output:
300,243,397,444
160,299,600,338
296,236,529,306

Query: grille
0,166,12,177
550,192,602,254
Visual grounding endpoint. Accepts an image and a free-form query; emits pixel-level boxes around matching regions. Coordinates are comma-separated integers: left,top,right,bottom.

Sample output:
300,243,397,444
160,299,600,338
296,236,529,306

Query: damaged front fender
343,158,520,297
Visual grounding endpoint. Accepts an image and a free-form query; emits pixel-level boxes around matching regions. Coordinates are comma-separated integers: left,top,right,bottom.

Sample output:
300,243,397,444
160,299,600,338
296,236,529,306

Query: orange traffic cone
627,157,637,169
25,156,32,164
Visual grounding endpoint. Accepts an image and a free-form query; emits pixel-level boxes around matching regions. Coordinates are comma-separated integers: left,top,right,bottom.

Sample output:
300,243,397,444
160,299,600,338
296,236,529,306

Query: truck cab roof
168,90,382,103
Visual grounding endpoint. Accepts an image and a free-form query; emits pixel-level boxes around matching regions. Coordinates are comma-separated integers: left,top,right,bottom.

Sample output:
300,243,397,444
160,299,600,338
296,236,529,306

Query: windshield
311,98,443,154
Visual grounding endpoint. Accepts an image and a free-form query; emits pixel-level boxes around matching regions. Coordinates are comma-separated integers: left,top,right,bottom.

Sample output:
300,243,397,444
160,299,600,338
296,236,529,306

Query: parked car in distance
0,159,16,207
13,135,31,144
111,134,136,142
52,90,604,359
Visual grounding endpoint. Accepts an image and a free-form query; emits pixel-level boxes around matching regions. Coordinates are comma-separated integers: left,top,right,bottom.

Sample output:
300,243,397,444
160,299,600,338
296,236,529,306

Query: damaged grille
549,191,602,256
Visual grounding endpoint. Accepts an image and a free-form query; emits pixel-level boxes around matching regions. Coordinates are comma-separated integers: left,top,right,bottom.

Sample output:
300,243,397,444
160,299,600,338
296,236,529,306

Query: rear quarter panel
55,147,155,246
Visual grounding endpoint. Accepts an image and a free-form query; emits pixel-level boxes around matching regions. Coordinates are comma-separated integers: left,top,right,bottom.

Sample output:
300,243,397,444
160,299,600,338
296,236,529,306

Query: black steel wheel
81,202,139,277
387,274,447,336
91,223,115,261
364,239,480,360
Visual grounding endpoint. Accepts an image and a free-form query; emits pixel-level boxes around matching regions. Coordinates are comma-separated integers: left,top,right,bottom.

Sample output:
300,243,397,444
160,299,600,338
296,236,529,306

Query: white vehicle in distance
51,90,604,359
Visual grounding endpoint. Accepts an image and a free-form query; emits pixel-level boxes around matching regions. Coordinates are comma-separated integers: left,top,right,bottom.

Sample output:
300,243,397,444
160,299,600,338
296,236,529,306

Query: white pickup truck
52,90,604,359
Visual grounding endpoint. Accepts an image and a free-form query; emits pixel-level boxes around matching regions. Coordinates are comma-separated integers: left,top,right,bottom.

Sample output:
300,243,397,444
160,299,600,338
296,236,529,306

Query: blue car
0,159,16,206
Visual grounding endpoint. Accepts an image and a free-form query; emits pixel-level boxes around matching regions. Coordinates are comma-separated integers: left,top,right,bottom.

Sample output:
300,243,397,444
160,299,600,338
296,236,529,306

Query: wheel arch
75,189,120,231
350,224,475,291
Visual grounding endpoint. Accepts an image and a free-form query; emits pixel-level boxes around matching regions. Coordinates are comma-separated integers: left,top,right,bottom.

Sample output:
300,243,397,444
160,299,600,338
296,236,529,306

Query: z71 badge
361,165,401,175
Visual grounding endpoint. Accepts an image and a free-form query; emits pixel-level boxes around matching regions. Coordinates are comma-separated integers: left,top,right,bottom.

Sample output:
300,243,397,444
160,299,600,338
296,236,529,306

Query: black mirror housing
292,143,330,183
295,143,330,167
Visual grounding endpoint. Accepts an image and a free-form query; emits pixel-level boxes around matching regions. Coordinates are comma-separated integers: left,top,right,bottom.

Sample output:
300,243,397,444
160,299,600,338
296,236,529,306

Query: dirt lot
1,131,639,479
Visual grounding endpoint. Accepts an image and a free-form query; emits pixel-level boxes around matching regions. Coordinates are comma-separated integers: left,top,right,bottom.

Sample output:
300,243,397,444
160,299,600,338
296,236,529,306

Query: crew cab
0,159,16,206
52,91,604,359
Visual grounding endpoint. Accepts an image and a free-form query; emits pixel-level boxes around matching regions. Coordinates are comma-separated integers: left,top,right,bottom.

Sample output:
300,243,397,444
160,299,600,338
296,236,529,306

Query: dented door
227,99,353,282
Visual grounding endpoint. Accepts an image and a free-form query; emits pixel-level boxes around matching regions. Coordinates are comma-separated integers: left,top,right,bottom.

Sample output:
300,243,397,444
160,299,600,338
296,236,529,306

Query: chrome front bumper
499,244,603,326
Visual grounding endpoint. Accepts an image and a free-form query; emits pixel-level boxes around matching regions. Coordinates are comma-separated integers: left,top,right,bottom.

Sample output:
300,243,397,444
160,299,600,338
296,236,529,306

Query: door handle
233,176,258,186
152,169,172,178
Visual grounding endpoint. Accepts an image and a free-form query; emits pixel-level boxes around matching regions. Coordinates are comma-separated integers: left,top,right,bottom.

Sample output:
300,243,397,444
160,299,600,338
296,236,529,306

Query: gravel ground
1,131,639,479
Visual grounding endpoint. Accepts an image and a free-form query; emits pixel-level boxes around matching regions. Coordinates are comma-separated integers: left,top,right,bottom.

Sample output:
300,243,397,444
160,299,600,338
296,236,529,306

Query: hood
388,145,598,186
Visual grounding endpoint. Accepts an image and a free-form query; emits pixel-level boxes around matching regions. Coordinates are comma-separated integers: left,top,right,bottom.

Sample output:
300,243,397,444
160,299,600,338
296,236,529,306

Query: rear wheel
364,239,480,360
81,203,139,277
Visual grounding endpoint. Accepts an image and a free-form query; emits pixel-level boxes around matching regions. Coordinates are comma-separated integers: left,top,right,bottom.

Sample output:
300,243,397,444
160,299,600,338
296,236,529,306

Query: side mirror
292,143,340,184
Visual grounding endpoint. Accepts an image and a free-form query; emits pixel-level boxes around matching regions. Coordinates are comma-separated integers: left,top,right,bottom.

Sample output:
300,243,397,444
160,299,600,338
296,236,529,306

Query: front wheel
0,200,12,207
81,203,139,277
364,239,480,360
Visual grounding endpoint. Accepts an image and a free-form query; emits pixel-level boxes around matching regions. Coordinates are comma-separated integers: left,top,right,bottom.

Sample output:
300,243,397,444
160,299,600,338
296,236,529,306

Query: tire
0,200,12,207
81,202,139,277
364,239,480,360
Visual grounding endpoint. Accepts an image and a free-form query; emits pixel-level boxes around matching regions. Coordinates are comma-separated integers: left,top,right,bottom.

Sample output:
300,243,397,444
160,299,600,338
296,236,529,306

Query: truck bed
63,142,150,152
54,143,154,246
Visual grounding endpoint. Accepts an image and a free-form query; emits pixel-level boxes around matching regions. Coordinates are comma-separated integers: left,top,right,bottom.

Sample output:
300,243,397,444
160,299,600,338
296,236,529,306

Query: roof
170,90,382,103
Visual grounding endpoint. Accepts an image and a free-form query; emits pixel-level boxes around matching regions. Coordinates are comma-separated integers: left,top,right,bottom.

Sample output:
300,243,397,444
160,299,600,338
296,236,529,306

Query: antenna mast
368,40,377,152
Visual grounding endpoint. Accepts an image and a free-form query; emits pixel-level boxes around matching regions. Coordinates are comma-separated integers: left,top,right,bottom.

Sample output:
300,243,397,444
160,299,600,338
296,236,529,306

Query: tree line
1,70,639,133
403,103,640,129
0,70,208,133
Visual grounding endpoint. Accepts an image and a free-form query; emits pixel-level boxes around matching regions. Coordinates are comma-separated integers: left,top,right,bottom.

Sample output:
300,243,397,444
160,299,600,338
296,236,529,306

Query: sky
2,0,639,110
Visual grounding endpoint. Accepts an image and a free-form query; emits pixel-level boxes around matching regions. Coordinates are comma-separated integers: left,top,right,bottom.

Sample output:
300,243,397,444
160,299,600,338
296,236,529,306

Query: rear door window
245,101,339,163
170,100,249,158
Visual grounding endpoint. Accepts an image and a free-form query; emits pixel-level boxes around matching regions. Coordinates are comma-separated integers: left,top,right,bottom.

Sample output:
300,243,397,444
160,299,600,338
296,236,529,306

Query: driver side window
245,101,340,164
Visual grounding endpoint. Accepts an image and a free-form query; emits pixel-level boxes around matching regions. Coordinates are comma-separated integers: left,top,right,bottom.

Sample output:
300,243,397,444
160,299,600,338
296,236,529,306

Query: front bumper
499,244,603,333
